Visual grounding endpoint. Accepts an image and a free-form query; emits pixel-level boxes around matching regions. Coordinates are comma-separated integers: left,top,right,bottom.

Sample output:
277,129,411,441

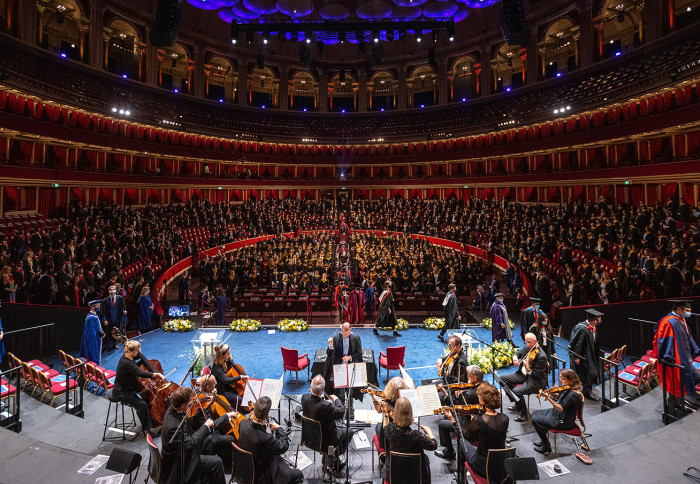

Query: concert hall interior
1,0,700,482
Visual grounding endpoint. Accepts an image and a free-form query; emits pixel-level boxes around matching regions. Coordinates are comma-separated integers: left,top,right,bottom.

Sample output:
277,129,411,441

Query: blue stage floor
97,325,576,393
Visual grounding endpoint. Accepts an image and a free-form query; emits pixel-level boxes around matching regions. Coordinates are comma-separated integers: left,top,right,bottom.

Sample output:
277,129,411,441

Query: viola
524,346,540,372
433,404,484,416
440,382,476,390
112,328,179,426
536,385,571,400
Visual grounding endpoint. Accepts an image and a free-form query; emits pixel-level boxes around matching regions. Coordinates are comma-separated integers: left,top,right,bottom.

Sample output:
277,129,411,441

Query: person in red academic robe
347,287,366,324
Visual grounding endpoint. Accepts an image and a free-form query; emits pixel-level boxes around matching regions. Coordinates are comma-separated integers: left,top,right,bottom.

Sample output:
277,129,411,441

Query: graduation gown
0,317,6,363
376,289,397,328
490,301,511,342
568,322,600,387
443,292,460,330
520,307,539,341
364,286,375,316
653,312,700,397
347,290,365,323
79,312,104,364
137,294,153,331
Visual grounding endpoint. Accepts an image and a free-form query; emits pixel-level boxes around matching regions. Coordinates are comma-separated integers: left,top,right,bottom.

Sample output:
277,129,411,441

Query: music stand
493,372,520,443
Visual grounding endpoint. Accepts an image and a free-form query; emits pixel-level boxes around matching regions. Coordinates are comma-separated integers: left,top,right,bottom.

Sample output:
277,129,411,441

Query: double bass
112,328,179,426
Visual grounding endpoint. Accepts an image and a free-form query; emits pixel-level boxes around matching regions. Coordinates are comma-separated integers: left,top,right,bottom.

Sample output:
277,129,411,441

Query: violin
433,404,484,416
439,382,476,390
368,392,394,418
439,348,460,377
113,328,179,426
361,388,385,398
524,346,540,372
536,385,571,400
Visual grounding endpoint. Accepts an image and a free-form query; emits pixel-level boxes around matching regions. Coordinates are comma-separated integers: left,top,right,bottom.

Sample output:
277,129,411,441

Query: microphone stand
169,394,201,484
543,334,586,362
281,393,302,431
442,366,464,484
340,363,372,484
466,331,513,386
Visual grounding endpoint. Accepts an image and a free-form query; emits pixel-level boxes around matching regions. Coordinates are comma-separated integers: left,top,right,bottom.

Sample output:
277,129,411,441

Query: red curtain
649,139,663,160
630,185,644,206
372,189,384,199
98,188,112,203
681,183,695,205
264,190,278,200
661,183,677,202
147,189,161,203
124,188,137,204
687,132,700,154
38,187,55,216
230,190,242,201
572,186,584,201
171,189,184,203
53,146,68,164
4,187,19,210
647,185,659,205
674,135,687,157
71,187,85,202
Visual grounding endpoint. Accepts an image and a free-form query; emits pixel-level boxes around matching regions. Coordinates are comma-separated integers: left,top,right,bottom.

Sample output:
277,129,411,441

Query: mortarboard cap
494,293,504,298
529,297,541,303
669,299,692,309
88,299,101,306
585,308,604,319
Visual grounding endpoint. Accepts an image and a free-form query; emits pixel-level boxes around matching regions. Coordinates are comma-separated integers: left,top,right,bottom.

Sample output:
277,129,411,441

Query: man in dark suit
324,323,363,402
237,396,304,484
161,387,230,484
100,284,128,351
501,332,549,422
302,375,352,468
438,283,461,343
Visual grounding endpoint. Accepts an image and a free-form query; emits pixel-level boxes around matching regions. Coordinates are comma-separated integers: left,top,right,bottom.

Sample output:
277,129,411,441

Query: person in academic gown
137,286,154,332
375,281,401,337
438,283,460,343
568,309,603,400
520,297,541,342
79,300,105,364
490,293,512,343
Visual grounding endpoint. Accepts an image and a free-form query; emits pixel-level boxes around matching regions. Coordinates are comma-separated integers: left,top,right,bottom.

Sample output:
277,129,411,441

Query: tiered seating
618,350,659,397
58,350,116,395
7,352,79,407
0,214,62,237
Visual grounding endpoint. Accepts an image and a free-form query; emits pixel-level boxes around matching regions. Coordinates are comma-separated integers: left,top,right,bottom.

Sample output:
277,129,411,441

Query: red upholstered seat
281,347,310,385
465,461,487,484
379,346,406,382
1,379,16,398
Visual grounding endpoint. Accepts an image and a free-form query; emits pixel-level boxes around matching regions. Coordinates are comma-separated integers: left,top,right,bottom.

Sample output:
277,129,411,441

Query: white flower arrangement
423,317,446,330
468,341,517,374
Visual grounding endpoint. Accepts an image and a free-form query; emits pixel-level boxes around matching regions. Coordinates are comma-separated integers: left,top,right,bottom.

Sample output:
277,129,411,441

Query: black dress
380,423,438,484
531,390,582,446
112,355,153,431
210,362,244,408
459,413,509,478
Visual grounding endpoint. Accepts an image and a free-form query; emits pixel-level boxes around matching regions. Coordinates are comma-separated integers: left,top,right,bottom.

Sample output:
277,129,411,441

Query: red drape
71,187,85,202
38,187,55,216
681,183,695,205
661,183,677,201
4,187,20,210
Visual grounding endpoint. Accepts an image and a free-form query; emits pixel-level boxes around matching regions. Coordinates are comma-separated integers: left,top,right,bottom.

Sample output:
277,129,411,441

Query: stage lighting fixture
416,33,422,43
373,30,379,43
447,23,455,41
230,23,239,44
305,31,311,44
262,31,269,44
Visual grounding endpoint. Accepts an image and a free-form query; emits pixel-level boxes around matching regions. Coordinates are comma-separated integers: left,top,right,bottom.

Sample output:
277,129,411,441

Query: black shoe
514,414,529,423
534,445,552,455
393,330,402,337
373,328,379,335
507,405,519,412
437,335,446,343
584,393,600,402
534,441,546,447
434,449,456,461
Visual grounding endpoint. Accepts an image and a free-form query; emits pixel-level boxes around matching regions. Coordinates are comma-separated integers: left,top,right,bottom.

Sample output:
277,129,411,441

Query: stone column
438,61,448,104
397,64,407,109
193,45,204,97
577,2,595,68
319,70,328,111
237,58,248,105
526,31,538,84
358,71,368,112
278,67,289,110
90,5,104,68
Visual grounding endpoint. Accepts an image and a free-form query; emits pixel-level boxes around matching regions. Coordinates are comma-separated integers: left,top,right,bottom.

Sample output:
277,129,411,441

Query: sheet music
260,378,283,409
399,385,441,417
353,408,384,423
242,378,263,407
399,365,415,389
333,363,368,388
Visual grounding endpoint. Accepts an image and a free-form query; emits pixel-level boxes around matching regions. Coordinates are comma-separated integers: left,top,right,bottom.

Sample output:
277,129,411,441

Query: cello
112,328,179,426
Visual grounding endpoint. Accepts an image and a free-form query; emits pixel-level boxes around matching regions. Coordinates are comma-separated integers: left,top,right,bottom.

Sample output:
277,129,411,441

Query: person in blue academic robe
364,282,375,319
137,286,154,332
80,300,105,364
0,315,6,364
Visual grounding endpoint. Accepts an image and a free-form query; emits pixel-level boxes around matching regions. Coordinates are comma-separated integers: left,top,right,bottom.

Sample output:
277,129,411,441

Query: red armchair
281,347,310,385
378,346,406,382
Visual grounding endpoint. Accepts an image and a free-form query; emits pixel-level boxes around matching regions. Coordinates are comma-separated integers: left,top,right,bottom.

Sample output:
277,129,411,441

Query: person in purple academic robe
490,293,512,343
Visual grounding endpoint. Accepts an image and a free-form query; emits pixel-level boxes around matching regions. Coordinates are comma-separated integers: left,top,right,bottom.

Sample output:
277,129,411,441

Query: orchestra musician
440,384,508,480
237,396,304,484
531,369,583,455
301,375,352,474
375,377,407,447
500,332,549,422
112,340,164,437
211,344,248,409
434,365,484,461
436,335,470,403
161,387,233,484
189,374,237,469
380,397,437,484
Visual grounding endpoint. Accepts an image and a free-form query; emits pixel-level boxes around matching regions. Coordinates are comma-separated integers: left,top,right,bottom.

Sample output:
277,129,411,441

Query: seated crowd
1,197,698,322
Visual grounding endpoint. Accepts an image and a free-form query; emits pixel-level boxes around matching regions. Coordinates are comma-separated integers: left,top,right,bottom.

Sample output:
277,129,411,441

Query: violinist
435,365,484,461
237,396,304,484
211,344,248,409
436,335,469,403
531,369,583,455
112,340,164,437
301,375,352,474
375,377,408,450
189,375,237,470
380,397,437,484
441,384,508,480
500,332,549,422
161,387,231,484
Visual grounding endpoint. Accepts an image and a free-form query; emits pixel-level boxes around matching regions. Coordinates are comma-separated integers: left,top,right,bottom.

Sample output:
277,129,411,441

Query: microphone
326,445,336,471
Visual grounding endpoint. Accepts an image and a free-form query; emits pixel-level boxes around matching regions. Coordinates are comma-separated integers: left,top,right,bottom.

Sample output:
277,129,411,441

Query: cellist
113,340,164,437
211,344,248,409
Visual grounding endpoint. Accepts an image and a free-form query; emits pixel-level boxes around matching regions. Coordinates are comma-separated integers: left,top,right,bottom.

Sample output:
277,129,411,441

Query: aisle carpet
98,324,577,393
